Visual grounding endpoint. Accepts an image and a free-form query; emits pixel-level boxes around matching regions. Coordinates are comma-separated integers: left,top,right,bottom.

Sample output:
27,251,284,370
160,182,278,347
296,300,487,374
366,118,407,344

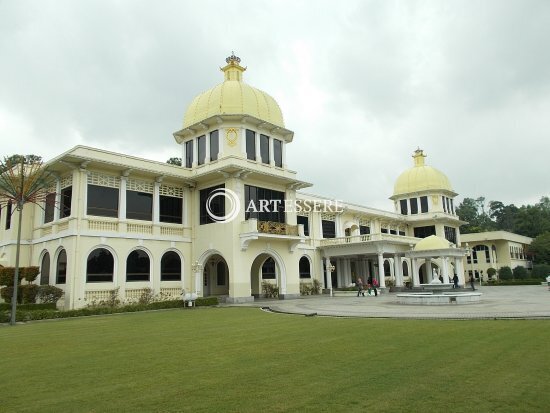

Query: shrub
0,267,16,286
36,285,64,303
21,266,40,283
532,264,550,279
0,286,14,303
311,279,321,295
138,288,156,305
513,266,528,280
498,266,513,280
195,296,219,306
0,303,56,311
487,267,497,279
20,284,39,304
261,281,279,298
300,283,313,295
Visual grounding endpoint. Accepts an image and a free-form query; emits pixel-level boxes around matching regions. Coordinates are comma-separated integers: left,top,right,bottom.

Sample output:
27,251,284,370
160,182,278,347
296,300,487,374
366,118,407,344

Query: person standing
373,278,379,297
356,277,365,297
453,273,459,289
469,274,476,290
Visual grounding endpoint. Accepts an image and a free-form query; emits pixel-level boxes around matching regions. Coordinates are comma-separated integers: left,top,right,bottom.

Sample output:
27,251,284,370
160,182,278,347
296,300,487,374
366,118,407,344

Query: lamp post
328,262,336,297
465,243,473,289
191,261,203,296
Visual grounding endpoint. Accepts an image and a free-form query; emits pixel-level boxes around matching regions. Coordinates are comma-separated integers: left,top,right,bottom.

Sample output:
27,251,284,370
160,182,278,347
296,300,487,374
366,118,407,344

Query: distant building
460,231,533,281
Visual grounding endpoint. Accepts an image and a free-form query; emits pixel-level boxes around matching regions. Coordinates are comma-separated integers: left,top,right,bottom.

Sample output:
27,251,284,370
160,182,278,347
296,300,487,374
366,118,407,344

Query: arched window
299,256,311,278
383,260,391,277
217,261,226,285
127,250,150,282
161,252,181,281
474,245,490,263
40,252,50,285
402,261,409,277
56,250,67,284
87,248,114,282
261,257,276,279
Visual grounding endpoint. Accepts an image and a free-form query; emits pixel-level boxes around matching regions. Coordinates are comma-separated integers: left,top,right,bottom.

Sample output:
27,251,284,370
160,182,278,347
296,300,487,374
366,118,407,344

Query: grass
1,307,549,412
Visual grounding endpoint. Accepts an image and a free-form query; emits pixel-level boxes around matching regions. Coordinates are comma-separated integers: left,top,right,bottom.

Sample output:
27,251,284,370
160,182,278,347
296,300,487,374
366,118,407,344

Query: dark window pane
185,140,193,168
410,198,418,214
246,129,256,160
390,229,397,235
210,130,219,161
400,199,408,215
87,185,119,218
87,248,114,282
414,225,436,238
273,139,282,167
161,251,181,281
126,250,150,281
381,228,388,234
160,195,182,224
299,257,311,278
260,134,269,164
444,226,457,244
6,201,12,229
244,184,285,223
126,191,153,221
442,196,447,213
40,252,50,285
450,199,455,214
360,225,370,235
297,215,309,236
420,196,428,213
399,231,406,236
217,261,226,285
197,135,206,165
200,184,225,225
61,187,72,218
56,250,67,284
322,220,336,238
262,257,276,279
44,193,56,223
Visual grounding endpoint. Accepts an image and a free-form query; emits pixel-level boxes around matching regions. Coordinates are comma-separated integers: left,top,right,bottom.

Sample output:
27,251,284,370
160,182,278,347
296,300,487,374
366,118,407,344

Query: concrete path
228,285,550,319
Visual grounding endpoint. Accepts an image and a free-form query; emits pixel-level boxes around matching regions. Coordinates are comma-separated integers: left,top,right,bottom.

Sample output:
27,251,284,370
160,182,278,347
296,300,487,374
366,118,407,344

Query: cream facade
0,55,469,309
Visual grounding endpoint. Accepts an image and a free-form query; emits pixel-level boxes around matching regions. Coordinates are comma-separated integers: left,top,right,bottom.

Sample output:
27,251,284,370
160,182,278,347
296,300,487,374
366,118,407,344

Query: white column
441,257,449,283
182,187,191,227
240,128,247,156
425,259,433,281
192,137,198,167
377,253,386,288
394,254,403,287
255,133,261,161
119,176,127,221
412,258,420,286
181,143,185,165
324,257,332,292
455,257,465,286
205,133,211,164
269,136,274,166
54,179,61,221
194,269,202,297
153,181,160,224
282,141,287,169
335,215,342,237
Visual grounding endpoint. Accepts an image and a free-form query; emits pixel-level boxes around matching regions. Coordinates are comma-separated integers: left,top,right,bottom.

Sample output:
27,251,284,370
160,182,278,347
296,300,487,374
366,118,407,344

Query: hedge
1,296,220,323
0,303,57,311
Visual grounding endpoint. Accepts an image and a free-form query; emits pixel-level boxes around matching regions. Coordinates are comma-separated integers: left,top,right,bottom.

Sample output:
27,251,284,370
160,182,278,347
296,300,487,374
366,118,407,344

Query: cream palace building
0,55,473,309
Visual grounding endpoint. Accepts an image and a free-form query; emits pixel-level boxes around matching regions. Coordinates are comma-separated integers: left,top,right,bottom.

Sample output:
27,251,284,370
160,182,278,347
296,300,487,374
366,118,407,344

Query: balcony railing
320,233,419,247
257,220,299,236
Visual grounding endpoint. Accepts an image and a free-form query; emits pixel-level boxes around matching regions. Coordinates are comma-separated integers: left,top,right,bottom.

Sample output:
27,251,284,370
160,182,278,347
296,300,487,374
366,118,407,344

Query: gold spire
220,52,247,81
413,147,426,167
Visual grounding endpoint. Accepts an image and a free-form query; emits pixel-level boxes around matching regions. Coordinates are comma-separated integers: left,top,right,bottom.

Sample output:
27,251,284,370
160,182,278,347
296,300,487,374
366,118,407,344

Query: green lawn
1,308,549,412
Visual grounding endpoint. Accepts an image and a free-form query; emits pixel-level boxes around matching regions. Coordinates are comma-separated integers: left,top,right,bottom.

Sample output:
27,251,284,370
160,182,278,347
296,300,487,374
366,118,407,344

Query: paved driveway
230,285,550,319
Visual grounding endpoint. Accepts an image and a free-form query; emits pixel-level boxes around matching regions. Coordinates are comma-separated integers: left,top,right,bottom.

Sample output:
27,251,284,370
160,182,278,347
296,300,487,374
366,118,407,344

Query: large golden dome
392,149,454,198
182,54,285,129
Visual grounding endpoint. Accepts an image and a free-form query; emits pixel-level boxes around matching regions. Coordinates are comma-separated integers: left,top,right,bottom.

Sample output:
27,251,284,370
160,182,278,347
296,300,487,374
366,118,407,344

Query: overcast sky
1,0,549,210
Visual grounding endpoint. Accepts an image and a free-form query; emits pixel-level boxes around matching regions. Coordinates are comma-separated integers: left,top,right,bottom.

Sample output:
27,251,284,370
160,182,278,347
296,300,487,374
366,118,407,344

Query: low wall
396,292,482,305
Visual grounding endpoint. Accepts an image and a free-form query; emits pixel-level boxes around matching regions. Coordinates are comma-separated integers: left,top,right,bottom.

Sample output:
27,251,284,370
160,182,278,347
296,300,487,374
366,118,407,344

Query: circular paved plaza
231,285,550,319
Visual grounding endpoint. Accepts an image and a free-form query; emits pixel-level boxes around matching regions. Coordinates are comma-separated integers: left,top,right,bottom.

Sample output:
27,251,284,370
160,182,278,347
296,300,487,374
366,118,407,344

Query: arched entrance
250,252,286,298
418,261,440,284
202,254,230,297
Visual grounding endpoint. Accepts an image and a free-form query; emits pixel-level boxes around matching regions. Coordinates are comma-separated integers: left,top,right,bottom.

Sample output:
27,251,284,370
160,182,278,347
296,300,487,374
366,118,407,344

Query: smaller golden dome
392,149,454,198
183,54,285,129
414,235,452,251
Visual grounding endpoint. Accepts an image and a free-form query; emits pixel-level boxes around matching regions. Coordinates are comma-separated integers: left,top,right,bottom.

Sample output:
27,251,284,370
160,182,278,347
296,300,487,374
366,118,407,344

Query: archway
250,252,286,298
202,254,229,297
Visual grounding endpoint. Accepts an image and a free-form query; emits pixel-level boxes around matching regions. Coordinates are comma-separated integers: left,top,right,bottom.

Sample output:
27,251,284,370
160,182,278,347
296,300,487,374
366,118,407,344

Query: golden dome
392,149,454,198
414,235,452,251
183,54,285,128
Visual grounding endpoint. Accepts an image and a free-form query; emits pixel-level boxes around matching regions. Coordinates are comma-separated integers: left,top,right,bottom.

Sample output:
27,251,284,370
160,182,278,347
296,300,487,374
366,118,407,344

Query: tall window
40,252,50,285
360,225,370,235
60,186,72,218
442,196,447,213
414,225,436,238
185,140,193,168
197,135,206,165
126,250,150,282
273,139,282,167
160,195,182,224
87,185,119,217
420,196,428,213
5,201,12,229
444,226,457,244
299,257,311,279
322,220,336,239
400,199,408,215
260,134,269,164
161,251,181,281
450,199,455,214
262,257,276,279
87,248,114,282
410,198,418,214
297,215,309,236
126,191,153,221
217,261,226,285
246,129,256,160
210,130,219,161
56,249,67,284
474,245,490,263
244,185,285,223
200,184,225,225
44,192,56,223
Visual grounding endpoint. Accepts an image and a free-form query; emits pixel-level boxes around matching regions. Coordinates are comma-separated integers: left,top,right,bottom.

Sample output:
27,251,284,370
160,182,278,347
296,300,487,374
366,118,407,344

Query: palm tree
0,155,54,325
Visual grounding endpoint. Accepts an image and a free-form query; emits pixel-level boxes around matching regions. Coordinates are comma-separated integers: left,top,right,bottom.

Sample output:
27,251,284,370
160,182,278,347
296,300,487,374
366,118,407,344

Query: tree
498,266,513,280
532,264,550,279
529,231,550,264
0,155,54,325
166,157,182,166
456,197,494,233
488,201,518,232
512,265,528,280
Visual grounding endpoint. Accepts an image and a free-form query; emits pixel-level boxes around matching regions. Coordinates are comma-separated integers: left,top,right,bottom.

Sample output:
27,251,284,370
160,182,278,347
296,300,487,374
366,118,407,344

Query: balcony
319,233,420,247
240,219,304,251
257,220,299,236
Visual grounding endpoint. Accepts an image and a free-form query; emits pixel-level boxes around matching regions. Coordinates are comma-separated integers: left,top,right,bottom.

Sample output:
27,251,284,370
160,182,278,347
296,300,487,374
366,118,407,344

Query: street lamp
191,261,203,295
465,243,474,289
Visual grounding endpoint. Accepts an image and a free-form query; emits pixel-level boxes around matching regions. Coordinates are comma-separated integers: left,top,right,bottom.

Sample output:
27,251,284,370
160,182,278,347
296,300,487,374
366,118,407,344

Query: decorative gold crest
431,195,439,205
226,128,238,147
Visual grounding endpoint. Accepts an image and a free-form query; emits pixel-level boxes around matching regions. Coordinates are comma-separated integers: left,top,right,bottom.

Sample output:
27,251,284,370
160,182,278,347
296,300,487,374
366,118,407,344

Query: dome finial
221,52,246,81
413,147,426,167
